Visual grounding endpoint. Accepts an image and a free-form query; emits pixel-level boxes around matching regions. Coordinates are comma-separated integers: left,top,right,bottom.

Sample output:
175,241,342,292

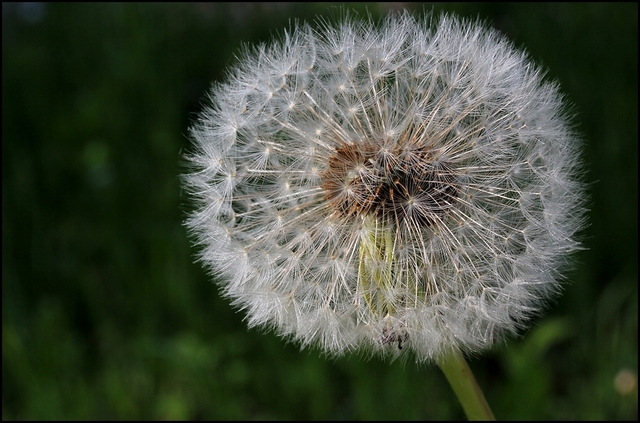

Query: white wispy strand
184,11,586,362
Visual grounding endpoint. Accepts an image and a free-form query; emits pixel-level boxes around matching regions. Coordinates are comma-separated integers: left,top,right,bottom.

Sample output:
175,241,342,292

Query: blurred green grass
2,2,637,420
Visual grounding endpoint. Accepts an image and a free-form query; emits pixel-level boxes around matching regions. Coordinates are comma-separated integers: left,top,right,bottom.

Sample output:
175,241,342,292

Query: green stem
357,216,494,420
359,214,395,315
436,348,496,421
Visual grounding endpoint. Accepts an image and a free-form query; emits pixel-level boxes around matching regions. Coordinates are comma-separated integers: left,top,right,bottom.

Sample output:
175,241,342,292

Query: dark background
2,3,637,419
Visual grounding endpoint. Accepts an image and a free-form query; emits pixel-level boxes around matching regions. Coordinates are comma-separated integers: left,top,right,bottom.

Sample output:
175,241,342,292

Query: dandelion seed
184,11,585,364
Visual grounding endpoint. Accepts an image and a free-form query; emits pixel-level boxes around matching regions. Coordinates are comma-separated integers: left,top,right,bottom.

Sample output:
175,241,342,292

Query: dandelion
184,11,584,417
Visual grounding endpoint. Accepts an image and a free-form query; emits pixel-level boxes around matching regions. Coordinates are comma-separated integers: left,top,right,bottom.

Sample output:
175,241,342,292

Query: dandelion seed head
184,11,586,362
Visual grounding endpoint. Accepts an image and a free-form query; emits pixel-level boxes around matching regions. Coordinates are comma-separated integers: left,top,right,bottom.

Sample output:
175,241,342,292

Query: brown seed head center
321,141,458,226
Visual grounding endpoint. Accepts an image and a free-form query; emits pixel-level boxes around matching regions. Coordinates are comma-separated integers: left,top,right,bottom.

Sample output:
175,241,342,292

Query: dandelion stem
437,348,495,421
359,214,396,315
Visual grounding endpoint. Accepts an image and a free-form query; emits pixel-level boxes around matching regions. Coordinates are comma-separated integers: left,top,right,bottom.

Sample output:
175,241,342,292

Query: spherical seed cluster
184,11,585,362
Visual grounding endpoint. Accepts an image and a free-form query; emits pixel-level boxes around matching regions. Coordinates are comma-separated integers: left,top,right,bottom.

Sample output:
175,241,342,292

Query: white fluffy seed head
184,11,586,362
